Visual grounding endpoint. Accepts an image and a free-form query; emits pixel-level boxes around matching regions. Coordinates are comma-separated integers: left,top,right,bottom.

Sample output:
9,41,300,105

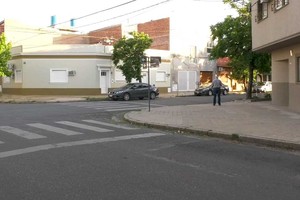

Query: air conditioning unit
260,0,269,3
68,70,76,76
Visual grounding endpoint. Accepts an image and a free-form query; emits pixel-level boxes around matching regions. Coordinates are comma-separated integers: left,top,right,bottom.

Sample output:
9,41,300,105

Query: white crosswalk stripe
27,123,83,136
0,119,140,144
106,107,148,112
95,105,141,110
56,121,113,132
0,133,165,159
82,120,138,130
0,126,47,139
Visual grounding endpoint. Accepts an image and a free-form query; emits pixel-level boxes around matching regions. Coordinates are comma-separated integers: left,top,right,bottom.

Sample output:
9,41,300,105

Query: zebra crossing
0,126,47,139
0,119,139,144
59,101,163,112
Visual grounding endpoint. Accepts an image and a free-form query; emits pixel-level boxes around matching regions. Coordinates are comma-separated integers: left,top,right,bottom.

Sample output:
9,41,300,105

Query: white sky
1,0,236,55
1,0,236,33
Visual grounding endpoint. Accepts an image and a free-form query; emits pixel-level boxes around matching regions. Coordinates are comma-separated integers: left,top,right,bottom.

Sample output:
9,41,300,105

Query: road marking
82,120,138,130
0,141,4,144
0,133,165,159
96,105,141,110
106,107,147,112
143,153,238,178
55,121,113,132
27,123,83,136
0,126,46,139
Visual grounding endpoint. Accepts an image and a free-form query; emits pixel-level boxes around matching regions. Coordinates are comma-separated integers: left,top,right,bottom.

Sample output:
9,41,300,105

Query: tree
0,33,12,77
112,31,153,83
210,0,271,99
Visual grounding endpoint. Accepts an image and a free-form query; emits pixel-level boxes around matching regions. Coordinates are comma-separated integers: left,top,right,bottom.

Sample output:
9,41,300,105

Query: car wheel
208,90,213,96
139,97,144,100
123,93,130,101
150,92,156,100
223,90,228,95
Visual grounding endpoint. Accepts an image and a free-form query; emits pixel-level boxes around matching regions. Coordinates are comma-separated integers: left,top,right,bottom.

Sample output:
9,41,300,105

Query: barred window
297,57,300,82
257,2,268,21
274,0,289,10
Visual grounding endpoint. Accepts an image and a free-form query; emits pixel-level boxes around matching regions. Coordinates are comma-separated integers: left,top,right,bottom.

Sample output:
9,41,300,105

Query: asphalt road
0,96,299,200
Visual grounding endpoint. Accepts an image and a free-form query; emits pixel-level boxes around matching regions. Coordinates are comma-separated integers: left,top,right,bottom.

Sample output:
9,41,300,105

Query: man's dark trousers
213,87,221,106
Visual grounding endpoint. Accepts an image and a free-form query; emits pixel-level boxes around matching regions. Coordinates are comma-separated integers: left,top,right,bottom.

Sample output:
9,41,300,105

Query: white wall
4,45,113,89
21,59,111,88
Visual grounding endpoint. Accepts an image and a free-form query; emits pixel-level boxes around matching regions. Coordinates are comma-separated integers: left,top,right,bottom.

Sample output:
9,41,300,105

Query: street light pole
147,57,151,112
141,56,151,112
141,55,161,112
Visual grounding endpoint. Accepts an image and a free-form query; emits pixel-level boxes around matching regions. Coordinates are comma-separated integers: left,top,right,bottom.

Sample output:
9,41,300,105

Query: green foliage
223,0,250,16
112,32,153,83
0,33,12,77
210,0,271,98
231,133,240,141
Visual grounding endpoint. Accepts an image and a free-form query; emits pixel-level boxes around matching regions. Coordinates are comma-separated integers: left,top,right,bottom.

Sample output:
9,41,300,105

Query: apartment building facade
252,0,300,112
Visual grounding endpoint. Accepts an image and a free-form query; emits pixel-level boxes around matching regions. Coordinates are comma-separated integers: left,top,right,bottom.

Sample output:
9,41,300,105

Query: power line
75,0,171,29
7,0,226,47
9,0,171,44
52,0,137,27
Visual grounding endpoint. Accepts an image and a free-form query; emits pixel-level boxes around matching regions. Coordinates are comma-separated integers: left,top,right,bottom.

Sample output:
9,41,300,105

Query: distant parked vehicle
108,83,159,101
252,82,264,93
260,81,272,92
194,84,229,96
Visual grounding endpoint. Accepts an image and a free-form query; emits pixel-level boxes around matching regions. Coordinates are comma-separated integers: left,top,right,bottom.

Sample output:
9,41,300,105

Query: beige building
4,45,113,95
1,19,171,95
251,0,300,112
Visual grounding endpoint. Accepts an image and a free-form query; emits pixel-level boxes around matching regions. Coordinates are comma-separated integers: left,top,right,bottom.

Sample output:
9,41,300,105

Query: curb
0,93,186,103
124,113,300,151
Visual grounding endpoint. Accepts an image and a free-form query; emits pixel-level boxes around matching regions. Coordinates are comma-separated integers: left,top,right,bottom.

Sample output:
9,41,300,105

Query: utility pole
141,56,161,112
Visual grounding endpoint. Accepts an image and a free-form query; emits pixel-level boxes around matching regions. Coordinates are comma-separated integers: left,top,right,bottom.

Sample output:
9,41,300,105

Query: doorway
100,70,110,94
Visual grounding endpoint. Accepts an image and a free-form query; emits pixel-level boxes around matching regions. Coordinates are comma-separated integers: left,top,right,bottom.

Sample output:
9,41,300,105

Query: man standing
211,75,224,106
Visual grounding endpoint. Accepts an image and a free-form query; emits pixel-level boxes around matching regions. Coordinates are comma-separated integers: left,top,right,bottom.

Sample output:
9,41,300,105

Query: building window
50,69,68,83
156,71,166,82
257,2,268,21
14,69,22,83
115,70,126,81
274,0,289,11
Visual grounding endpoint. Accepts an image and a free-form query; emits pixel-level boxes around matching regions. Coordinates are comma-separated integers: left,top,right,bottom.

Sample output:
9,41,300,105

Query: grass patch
231,133,240,141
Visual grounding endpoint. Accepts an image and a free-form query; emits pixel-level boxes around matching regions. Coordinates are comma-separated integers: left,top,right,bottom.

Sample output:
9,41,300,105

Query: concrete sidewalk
124,101,300,151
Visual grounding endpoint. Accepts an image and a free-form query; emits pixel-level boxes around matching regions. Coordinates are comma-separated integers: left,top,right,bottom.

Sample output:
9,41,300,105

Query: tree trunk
246,64,254,99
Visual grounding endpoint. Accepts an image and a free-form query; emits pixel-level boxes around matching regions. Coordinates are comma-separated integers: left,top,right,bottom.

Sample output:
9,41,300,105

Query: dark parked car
108,83,159,101
194,84,229,96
